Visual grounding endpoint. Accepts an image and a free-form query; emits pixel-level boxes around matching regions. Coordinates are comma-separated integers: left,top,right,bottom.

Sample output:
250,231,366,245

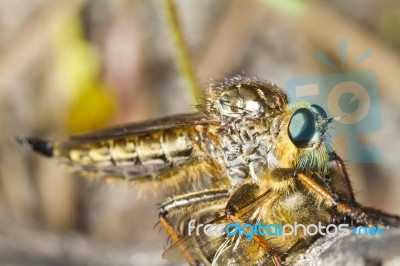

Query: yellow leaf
67,84,117,134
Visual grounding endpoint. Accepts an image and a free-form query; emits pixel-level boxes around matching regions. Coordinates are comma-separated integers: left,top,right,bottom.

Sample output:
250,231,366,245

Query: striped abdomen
18,124,222,183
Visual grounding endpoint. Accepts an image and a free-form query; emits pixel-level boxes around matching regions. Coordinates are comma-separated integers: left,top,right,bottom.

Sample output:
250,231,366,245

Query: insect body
28,114,222,185
17,75,400,265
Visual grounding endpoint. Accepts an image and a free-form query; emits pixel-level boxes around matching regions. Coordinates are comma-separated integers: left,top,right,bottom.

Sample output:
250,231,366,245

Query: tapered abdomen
18,125,223,184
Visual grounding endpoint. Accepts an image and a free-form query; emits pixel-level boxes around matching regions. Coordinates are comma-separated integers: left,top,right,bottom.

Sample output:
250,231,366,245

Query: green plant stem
163,0,201,105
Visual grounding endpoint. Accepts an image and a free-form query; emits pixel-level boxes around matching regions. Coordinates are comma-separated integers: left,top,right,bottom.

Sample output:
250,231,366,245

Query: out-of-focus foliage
378,5,400,49
55,16,117,134
261,0,308,15
1,0,400,265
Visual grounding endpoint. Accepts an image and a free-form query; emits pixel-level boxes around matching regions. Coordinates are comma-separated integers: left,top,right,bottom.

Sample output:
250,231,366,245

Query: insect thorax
202,76,289,185
218,115,284,185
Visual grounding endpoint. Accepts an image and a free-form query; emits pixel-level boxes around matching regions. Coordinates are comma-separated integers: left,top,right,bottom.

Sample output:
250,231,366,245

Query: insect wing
162,211,230,265
20,113,222,185
68,113,218,142
162,190,277,265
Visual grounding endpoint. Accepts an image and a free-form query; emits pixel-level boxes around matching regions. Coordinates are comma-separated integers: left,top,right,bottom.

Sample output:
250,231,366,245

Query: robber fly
17,75,400,265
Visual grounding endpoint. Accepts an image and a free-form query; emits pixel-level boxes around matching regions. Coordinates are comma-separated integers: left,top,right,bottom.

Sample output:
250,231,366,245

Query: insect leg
159,189,230,266
159,215,197,266
225,183,282,266
330,152,355,202
159,189,230,216
297,173,400,226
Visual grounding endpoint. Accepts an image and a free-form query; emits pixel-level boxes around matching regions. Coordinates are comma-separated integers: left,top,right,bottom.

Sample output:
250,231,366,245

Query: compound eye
288,108,316,148
311,104,328,119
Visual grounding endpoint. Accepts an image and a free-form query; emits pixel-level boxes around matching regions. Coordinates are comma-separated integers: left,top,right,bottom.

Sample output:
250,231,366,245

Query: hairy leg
225,183,282,266
159,189,230,265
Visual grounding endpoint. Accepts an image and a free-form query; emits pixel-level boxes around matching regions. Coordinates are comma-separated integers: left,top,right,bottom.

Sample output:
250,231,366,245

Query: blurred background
1,0,400,265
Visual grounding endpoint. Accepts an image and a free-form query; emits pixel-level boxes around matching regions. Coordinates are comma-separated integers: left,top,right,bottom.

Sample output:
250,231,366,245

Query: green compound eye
288,108,316,148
